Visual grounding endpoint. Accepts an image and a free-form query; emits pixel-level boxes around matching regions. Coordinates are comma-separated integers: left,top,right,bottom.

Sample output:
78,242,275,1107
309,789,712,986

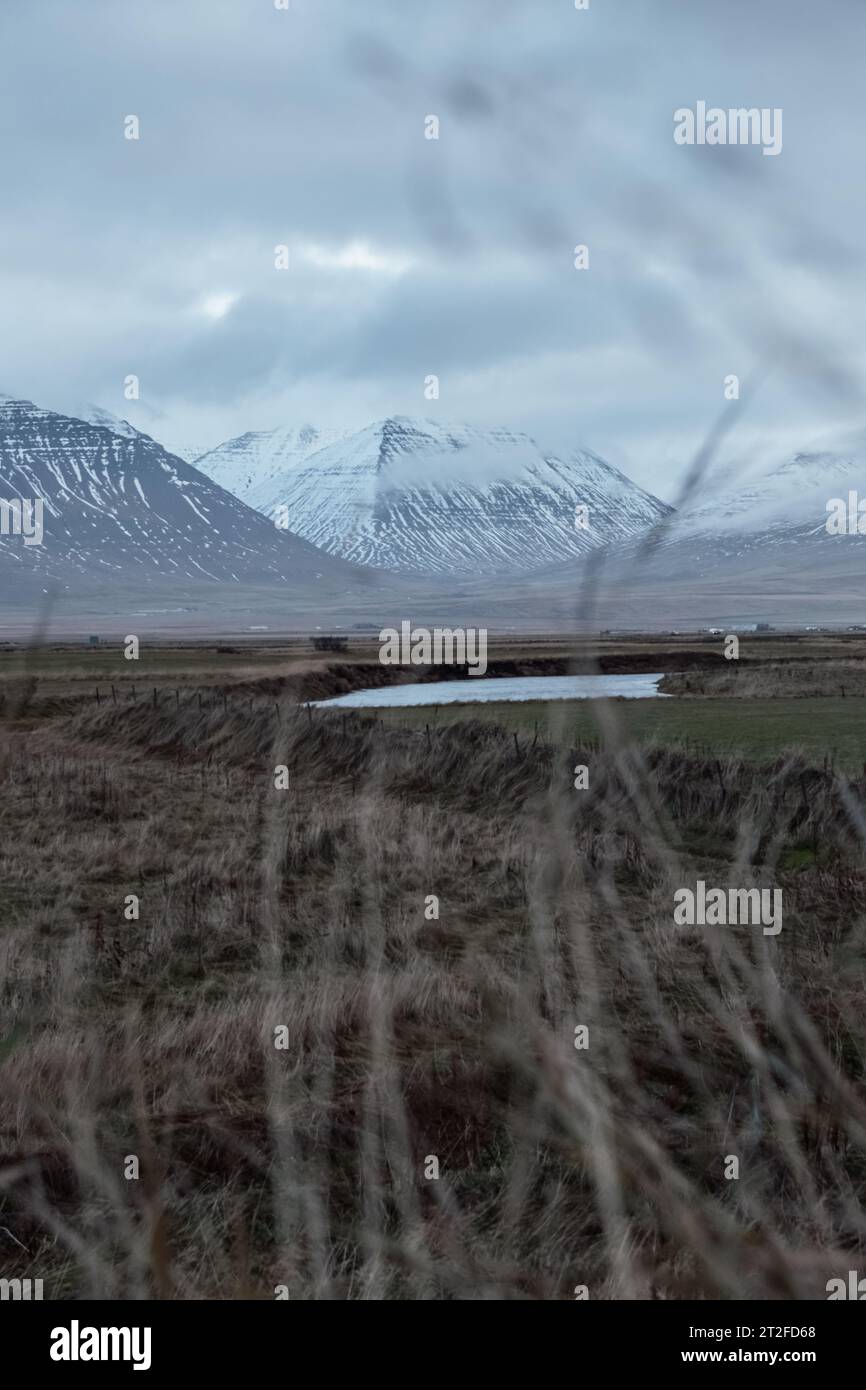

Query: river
314,673,668,708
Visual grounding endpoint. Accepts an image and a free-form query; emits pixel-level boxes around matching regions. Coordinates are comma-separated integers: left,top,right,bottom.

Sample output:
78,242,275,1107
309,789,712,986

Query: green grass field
378,696,864,771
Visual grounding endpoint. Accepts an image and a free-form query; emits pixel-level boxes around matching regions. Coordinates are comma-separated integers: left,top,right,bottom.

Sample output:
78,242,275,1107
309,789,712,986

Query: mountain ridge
196,414,673,577
0,395,380,603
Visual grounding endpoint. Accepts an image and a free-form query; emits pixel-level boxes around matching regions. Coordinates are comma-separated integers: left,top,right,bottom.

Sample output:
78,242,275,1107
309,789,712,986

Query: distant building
88,635,99,647
708,623,773,634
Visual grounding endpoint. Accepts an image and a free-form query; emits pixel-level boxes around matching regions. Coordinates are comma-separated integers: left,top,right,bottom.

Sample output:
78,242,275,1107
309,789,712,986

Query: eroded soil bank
265,648,734,703
6,637,849,711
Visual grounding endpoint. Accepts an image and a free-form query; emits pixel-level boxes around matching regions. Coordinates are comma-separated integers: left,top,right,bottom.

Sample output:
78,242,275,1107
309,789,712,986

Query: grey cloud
0,0,864,492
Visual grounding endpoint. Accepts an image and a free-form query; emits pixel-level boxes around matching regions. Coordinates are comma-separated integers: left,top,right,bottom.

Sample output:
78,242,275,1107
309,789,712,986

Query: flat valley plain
7,629,866,771
2,631,866,1299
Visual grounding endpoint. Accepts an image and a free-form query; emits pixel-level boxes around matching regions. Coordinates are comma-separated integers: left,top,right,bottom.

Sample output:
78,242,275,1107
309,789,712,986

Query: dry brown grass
1,693,866,1299
662,659,866,699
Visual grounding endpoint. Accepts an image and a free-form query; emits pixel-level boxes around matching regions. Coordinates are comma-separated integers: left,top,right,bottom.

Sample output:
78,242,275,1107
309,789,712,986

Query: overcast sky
2,0,865,499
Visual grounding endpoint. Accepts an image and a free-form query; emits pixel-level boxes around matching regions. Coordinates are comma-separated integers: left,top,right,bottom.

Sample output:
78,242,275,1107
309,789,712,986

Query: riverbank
4,629,866,712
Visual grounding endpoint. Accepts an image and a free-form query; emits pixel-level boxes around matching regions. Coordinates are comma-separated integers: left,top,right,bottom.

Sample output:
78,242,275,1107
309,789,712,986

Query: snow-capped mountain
505,439,866,629
195,424,346,505
201,416,672,577
638,443,866,576
0,395,375,599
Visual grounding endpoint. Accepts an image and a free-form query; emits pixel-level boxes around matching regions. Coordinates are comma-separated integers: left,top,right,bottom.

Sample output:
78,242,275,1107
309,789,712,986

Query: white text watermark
379,622,488,676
